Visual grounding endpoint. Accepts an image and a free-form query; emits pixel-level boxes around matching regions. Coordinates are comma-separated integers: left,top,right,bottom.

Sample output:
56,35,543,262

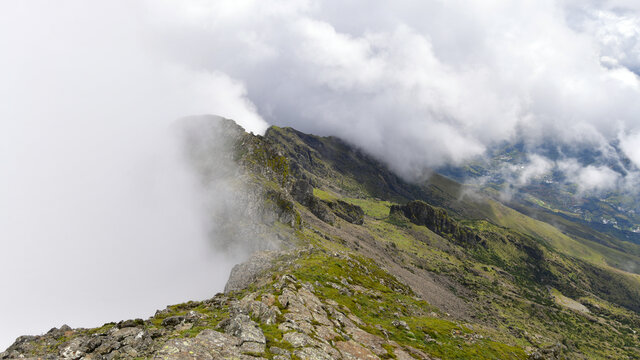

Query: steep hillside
3,117,640,360
265,126,640,275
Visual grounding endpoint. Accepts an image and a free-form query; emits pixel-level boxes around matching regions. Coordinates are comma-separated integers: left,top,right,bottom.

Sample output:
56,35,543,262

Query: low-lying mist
174,115,282,256
0,1,268,349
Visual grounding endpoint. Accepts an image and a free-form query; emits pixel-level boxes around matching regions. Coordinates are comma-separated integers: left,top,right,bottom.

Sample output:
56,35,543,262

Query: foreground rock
1,268,438,360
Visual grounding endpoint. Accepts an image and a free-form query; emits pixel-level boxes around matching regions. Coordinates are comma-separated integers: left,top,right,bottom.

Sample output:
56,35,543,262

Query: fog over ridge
0,0,267,349
3,0,640,349
145,0,640,188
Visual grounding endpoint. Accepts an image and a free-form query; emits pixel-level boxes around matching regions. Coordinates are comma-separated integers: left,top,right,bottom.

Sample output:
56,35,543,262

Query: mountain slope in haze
439,141,640,247
3,116,640,360
266,125,640,275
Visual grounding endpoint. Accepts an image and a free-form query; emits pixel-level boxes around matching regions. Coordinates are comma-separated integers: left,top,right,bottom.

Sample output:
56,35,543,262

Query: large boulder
225,314,265,343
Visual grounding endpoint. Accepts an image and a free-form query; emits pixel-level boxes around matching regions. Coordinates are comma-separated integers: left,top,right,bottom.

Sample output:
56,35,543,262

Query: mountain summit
3,116,640,360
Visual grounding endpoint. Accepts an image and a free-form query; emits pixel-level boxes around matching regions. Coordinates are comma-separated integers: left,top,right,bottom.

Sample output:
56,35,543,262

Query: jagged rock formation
391,201,480,246
224,251,279,294
0,248,478,360
4,117,640,360
175,116,301,253
293,179,364,226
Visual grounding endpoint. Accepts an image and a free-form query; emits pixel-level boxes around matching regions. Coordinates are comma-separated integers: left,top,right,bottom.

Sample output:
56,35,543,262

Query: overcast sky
2,0,640,349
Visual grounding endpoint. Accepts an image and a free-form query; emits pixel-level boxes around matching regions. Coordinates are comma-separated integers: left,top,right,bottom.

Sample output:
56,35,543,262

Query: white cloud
577,165,621,193
557,159,621,193
0,0,267,349
619,131,640,168
587,9,640,73
140,0,640,180
518,155,554,185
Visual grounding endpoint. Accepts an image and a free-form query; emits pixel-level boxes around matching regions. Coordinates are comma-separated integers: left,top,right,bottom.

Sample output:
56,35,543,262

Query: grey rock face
231,294,281,325
59,338,85,359
293,347,335,360
270,346,291,356
307,197,336,224
292,179,314,205
1,269,447,360
224,314,266,345
224,250,278,293
283,332,314,348
155,329,249,360
291,179,337,224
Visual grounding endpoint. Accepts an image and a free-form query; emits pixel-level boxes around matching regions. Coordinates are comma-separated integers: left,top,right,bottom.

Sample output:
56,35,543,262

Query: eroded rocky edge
2,244,562,360
0,249,432,360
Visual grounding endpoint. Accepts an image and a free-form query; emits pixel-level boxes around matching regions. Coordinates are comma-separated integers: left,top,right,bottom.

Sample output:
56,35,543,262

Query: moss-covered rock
327,200,365,225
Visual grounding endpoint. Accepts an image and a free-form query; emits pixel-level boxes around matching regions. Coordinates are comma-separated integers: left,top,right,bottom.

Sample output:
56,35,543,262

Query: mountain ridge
3,116,640,360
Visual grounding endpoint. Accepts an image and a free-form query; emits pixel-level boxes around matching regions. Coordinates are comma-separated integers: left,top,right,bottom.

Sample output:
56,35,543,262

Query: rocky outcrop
264,189,301,228
2,270,436,360
292,179,335,224
1,321,156,360
292,179,363,225
391,200,481,246
176,115,302,254
224,250,278,293
223,314,266,352
327,200,364,225
291,179,314,205
307,197,336,224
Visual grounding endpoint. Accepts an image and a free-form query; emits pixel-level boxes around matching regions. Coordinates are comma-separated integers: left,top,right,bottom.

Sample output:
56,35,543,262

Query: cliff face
390,201,481,246
3,117,640,360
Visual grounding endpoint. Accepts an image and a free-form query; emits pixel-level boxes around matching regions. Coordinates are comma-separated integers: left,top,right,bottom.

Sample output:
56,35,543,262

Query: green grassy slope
328,194,640,359
263,124,640,358
265,126,640,276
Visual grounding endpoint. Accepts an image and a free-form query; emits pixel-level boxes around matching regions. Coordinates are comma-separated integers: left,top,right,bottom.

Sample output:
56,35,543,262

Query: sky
2,0,640,349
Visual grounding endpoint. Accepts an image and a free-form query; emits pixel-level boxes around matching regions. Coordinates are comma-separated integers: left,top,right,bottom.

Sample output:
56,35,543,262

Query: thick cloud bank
146,0,640,185
2,0,640,349
0,0,267,349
